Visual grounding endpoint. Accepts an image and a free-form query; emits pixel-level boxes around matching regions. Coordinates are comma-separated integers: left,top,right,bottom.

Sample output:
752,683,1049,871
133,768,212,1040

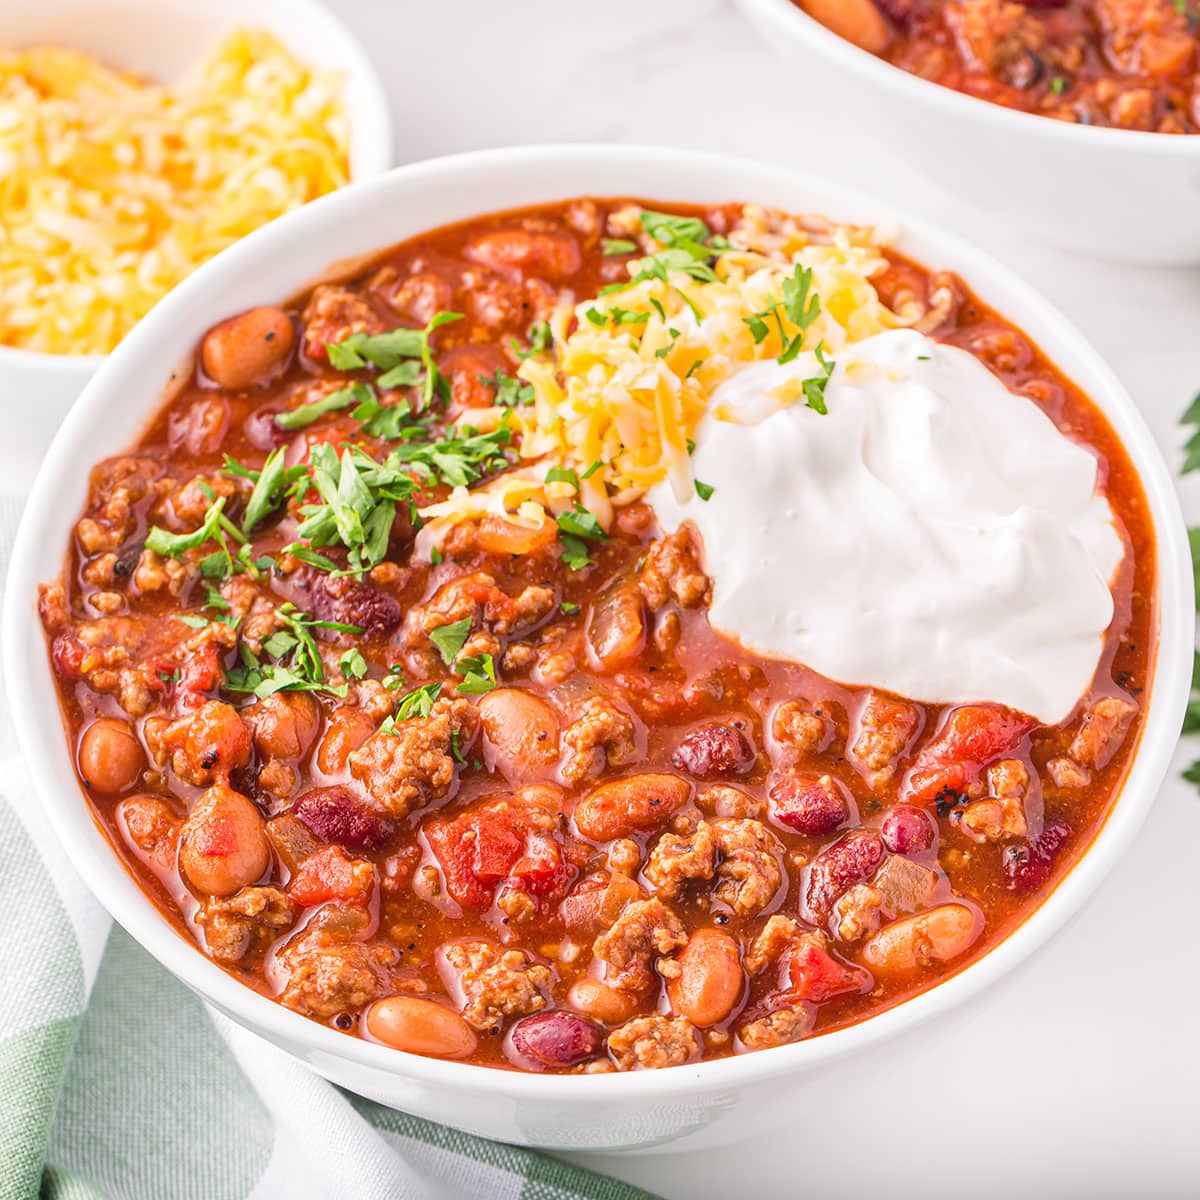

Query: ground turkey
559,695,638,785
438,940,552,1032
608,1015,699,1070
638,528,711,611
348,697,478,818
592,898,687,992
196,886,294,963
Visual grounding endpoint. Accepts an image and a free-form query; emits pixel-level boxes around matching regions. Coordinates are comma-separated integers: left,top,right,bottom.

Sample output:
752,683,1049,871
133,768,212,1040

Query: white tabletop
12,1,1200,1194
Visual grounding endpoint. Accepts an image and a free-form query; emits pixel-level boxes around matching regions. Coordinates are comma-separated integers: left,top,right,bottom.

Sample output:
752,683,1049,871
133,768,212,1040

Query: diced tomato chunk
470,810,524,883
904,706,1034,804
288,844,375,907
510,833,568,897
428,804,573,910
784,938,867,1004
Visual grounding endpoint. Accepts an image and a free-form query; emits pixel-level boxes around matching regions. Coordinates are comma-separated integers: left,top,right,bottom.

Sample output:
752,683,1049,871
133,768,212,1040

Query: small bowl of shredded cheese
0,0,391,485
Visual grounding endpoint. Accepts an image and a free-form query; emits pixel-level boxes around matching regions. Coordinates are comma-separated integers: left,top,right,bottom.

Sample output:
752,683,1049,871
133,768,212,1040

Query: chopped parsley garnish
146,494,270,584
429,617,473,668
224,604,360,700
580,459,604,480
585,305,649,328
556,502,607,571
561,600,581,616
339,648,369,680
694,479,715,501
455,652,497,695
556,503,607,541
544,464,580,491
802,342,837,415
231,447,309,534
353,395,422,440
483,369,535,407
381,682,442,729
1050,75,1068,96
295,444,418,576
602,238,638,256
176,614,208,629
326,311,463,410
742,263,822,364
510,320,553,362
274,381,373,431
145,495,230,559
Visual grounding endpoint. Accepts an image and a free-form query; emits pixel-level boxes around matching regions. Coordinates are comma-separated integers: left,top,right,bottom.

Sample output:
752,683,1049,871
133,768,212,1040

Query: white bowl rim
0,0,392,372
739,0,1200,156
3,143,1192,1103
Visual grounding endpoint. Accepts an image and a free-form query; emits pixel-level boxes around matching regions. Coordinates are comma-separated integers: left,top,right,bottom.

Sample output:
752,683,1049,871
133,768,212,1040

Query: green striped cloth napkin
0,493,655,1200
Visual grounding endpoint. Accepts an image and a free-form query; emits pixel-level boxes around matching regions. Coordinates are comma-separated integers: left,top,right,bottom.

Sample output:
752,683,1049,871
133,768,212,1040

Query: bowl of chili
2,145,1191,1150
736,0,1200,264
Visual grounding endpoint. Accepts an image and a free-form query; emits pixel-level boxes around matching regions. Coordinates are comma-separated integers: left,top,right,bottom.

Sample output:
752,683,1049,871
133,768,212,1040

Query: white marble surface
9,0,1199,1194
321,2,1200,1195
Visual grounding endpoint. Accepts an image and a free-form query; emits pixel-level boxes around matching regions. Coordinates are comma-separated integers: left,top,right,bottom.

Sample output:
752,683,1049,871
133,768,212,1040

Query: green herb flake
602,238,638,256
456,653,497,695
275,381,374,432
430,617,473,668
694,479,715,501
339,648,369,680
560,600,581,616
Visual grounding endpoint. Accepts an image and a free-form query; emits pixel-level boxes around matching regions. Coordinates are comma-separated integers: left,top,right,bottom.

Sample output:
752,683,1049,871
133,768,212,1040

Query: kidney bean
862,904,981,975
507,1011,604,1070
573,773,690,842
768,773,849,836
78,717,144,794
669,929,743,1028
881,804,936,855
201,306,295,390
1003,819,1072,893
805,830,886,921
294,785,391,852
366,996,477,1058
306,574,401,637
672,722,755,778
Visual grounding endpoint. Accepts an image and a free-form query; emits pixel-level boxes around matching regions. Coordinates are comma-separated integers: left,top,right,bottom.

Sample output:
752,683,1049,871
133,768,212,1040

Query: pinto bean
573,773,690,842
669,929,743,1028
245,692,322,761
479,688,560,781
315,709,377,775
78,717,144,793
862,904,981,975
201,307,295,390
800,0,891,54
567,977,639,1025
179,783,269,897
365,995,478,1058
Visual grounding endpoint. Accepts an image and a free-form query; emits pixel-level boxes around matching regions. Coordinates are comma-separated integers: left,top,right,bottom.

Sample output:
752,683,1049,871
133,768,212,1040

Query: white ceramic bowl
736,0,1200,266
0,0,392,490
3,146,1191,1152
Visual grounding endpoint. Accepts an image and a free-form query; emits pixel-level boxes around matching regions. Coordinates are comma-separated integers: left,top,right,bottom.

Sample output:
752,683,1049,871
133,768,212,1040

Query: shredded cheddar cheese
0,31,349,356
415,206,905,554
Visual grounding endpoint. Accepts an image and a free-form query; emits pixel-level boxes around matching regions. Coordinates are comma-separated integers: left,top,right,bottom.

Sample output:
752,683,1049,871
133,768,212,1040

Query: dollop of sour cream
647,329,1124,725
